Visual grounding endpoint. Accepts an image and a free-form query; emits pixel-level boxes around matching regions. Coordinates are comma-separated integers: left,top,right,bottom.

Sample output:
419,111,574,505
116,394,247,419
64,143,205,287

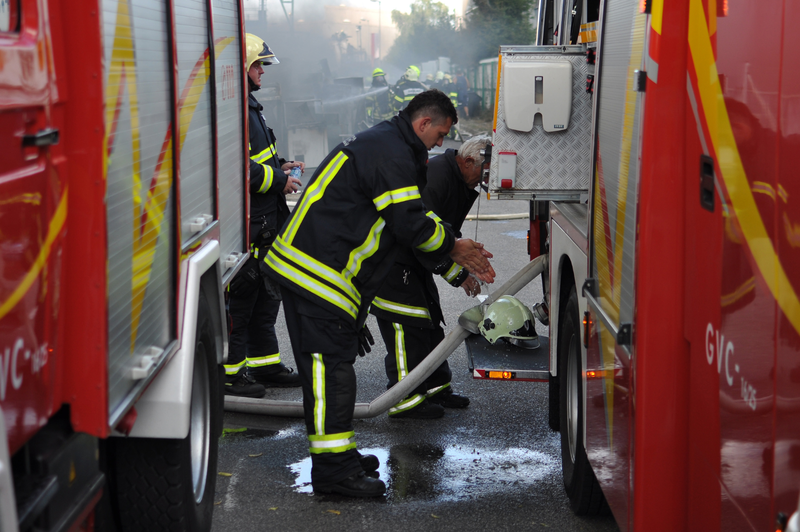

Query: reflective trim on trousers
426,383,451,397
247,353,281,367
312,353,326,435
224,360,246,375
308,431,357,455
388,393,426,415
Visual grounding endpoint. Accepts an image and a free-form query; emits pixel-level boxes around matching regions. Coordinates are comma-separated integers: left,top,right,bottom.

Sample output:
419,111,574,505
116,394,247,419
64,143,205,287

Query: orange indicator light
487,371,514,379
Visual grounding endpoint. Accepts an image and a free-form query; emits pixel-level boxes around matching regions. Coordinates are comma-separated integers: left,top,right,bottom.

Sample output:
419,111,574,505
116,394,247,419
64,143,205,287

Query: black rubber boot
249,365,301,388
314,471,386,497
389,399,445,419
358,452,380,473
224,373,266,398
428,388,470,409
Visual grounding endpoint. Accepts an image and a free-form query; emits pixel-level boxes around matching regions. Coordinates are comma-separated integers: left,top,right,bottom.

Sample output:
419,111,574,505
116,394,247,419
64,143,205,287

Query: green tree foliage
462,0,537,62
386,0,537,68
385,0,457,68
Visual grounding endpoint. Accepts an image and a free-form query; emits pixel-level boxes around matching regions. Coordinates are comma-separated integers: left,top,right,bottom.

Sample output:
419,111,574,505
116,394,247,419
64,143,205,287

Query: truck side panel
584,0,645,526
176,0,216,244
212,0,247,278
0,0,67,454
103,0,177,420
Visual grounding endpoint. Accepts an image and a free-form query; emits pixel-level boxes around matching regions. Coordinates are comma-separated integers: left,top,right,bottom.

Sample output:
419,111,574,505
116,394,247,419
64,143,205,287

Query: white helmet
478,295,539,348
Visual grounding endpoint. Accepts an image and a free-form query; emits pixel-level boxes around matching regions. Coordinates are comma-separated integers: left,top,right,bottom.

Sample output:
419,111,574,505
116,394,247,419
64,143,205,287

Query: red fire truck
0,0,250,530
470,0,800,529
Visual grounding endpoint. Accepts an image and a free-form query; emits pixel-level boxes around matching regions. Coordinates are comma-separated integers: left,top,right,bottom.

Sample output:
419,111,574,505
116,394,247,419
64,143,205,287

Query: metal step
466,334,550,381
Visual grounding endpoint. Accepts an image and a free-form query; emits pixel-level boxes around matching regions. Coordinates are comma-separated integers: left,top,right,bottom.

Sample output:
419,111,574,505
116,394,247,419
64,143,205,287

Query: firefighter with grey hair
370,134,492,419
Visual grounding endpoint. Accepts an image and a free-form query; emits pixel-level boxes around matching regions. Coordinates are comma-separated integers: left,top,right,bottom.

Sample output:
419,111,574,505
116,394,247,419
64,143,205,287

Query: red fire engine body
0,0,250,530
478,0,800,529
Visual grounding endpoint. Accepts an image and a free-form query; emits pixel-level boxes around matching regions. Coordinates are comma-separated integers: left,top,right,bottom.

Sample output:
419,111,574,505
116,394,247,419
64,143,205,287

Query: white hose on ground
224,254,548,418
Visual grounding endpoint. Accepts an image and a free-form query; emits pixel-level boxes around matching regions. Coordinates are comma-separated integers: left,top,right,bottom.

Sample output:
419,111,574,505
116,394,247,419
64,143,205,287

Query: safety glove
228,257,260,297
357,324,375,357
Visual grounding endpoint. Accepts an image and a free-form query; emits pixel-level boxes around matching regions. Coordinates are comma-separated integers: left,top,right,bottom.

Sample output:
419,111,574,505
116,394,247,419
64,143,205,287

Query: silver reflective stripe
373,186,421,211
416,221,446,252
442,262,461,283
312,353,326,435
372,297,431,320
394,323,408,379
309,436,355,449
344,218,385,281
388,393,425,414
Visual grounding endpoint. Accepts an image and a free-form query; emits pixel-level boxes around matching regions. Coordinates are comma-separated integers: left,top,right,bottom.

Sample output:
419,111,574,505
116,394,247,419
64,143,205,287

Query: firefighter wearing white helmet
224,33,303,396
479,295,540,348
392,65,426,111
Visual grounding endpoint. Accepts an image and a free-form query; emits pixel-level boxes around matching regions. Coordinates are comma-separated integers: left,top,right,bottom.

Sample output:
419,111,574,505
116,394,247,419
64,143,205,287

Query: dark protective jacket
371,149,479,329
263,112,456,329
366,79,393,121
248,93,289,250
392,79,427,111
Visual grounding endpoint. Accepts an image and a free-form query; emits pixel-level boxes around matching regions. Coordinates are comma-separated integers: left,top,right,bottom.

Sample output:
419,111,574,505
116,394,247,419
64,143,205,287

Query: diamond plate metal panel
490,49,593,195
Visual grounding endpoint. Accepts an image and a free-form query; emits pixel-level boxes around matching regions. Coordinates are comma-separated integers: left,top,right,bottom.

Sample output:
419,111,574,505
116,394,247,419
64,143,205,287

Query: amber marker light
488,371,515,379
583,311,591,348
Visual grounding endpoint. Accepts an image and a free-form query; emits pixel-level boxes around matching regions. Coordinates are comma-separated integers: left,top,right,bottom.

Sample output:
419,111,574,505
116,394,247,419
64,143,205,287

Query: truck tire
548,373,560,432
109,293,222,532
558,286,607,515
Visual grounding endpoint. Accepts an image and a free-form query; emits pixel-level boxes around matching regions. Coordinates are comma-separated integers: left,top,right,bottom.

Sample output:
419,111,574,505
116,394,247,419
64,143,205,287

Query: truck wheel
548,373,560,432
558,287,606,515
109,294,222,532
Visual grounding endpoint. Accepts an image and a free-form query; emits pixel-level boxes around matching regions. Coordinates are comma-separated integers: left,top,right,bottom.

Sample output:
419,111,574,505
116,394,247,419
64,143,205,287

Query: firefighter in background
431,70,446,92
225,34,303,397
455,69,469,118
443,73,458,109
366,67,394,124
371,135,490,419
263,91,496,497
392,65,427,111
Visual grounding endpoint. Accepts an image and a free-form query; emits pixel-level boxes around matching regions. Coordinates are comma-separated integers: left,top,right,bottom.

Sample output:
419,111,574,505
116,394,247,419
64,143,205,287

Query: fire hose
224,254,547,418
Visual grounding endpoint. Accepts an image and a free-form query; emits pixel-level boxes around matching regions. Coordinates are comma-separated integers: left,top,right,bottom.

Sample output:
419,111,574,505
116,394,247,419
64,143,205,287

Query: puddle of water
288,444,557,501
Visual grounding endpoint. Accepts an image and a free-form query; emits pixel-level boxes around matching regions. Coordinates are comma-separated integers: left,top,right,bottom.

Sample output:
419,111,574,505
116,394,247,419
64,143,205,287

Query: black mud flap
465,334,550,381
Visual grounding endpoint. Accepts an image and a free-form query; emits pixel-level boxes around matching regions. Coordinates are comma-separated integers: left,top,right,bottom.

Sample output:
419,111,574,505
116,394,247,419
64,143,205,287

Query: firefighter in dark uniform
224,34,303,397
263,90,496,497
392,65,427,111
366,67,393,124
371,135,490,418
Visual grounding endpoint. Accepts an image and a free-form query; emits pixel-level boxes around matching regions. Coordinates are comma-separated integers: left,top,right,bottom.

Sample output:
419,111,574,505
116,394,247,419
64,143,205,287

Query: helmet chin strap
248,76,260,92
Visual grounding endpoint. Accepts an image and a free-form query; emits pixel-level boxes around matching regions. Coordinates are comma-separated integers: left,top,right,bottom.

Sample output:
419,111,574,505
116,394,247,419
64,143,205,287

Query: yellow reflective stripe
442,262,462,283
416,221,446,252
271,236,361,306
224,360,245,375
247,353,281,367
426,383,450,397
394,94,404,102
284,152,348,244
309,432,357,454
372,297,431,320
251,143,277,164
688,0,800,336
393,323,408,379
312,353,326,435
373,186,421,211
388,393,425,414
426,210,443,223
265,247,359,319
344,218,385,281
257,164,274,193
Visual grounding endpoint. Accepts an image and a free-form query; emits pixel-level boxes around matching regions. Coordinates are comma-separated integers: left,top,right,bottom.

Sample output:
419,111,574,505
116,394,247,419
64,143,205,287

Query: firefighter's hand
283,176,302,194
281,161,305,173
450,239,495,284
461,275,480,297
357,324,375,357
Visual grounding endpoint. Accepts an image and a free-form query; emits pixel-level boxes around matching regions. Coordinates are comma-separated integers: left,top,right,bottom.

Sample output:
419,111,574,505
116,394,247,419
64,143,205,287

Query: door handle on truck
22,128,60,147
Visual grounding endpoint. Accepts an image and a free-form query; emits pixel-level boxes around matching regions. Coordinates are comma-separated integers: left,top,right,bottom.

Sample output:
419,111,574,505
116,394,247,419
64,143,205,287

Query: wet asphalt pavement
212,140,620,532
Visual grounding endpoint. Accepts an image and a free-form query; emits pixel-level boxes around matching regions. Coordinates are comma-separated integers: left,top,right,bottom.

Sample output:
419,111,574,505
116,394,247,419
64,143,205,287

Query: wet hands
358,324,375,357
282,162,304,194
450,239,496,284
461,275,481,297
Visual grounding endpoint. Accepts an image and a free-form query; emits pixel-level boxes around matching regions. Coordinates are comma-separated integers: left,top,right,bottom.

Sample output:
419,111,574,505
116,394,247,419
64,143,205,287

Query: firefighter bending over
224,34,303,397
371,135,491,419
263,90,495,498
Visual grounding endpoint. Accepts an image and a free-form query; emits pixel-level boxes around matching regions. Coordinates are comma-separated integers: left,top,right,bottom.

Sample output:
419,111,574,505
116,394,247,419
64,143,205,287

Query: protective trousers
376,317,452,416
282,290,362,487
226,279,282,381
